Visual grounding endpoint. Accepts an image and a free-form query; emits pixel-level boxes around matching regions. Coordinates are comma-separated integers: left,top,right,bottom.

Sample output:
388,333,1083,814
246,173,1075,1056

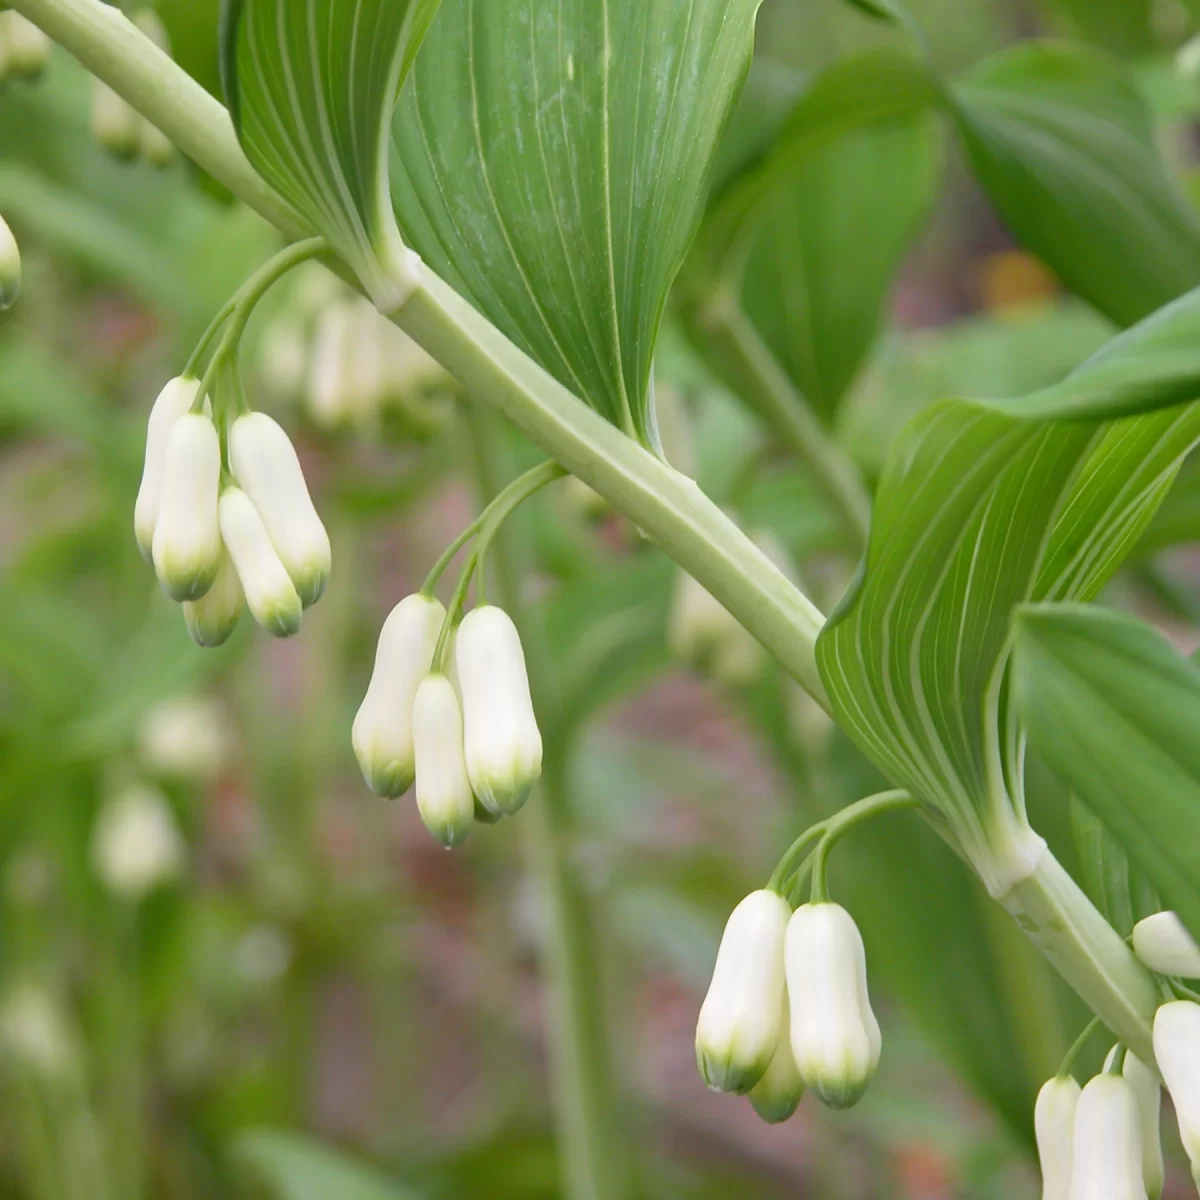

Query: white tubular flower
1178,34,1200,90
6,14,50,79
137,695,231,783
748,991,804,1124
1035,1076,1080,1200
695,889,790,1095
91,784,186,899
0,15,10,83
352,594,445,797
0,985,75,1080
1123,1053,1164,1200
91,76,141,159
668,570,762,687
182,544,243,648
1153,1001,1200,1181
308,302,358,427
785,902,881,1110
134,376,201,561
152,413,222,601
456,605,542,816
1068,1074,1148,1200
229,412,331,607
218,487,302,638
412,674,475,849
1133,912,1200,979
0,211,19,310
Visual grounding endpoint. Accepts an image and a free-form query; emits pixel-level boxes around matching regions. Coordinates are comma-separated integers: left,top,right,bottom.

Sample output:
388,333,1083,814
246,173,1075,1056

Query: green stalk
465,410,628,1200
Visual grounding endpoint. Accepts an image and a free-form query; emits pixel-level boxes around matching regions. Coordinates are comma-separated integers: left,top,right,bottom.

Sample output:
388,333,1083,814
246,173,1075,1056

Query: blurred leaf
1134,457,1200,555
950,42,1200,327
1014,604,1200,944
1069,795,1158,939
391,0,763,449
233,1129,419,1200
1038,0,1154,57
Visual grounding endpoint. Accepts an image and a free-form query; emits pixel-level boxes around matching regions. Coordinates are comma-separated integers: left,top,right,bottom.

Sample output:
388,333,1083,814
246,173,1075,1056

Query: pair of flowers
0,10,49,83
353,596,542,848
135,376,331,645
695,891,880,1123
1037,912,1200,1199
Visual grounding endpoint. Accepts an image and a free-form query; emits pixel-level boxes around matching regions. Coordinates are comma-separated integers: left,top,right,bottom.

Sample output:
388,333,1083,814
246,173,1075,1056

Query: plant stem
699,297,872,551
465,410,627,1200
10,0,830,709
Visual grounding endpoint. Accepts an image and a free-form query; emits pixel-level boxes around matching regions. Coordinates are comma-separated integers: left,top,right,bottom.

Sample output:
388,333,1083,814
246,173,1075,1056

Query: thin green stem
474,460,566,599
1104,1043,1127,1076
766,826,826,895
810,789,917,902
183,294,236,378
420,520,484,596
700,295,872,551
431,549,478,672
1057,1017,1101,1079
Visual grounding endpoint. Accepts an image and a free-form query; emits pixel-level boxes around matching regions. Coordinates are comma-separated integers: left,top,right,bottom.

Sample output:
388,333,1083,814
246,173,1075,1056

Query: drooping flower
91,76,141,159
695,889,790,1095
455,606,542,816
134,375,201,561
353,593,445,797
1035,1075,1081,1200
152,412,222,601
1132,912,1200,979
91,784,186,899
668,570,762,686
1153,1000,1200,1185
0,211,19,310
785,902,881,1109
412,674,475,848
217,486,302,637
748,990,804,1124
1123,1052,1164,1200
1068,1074,1148,1200
182,544,244,648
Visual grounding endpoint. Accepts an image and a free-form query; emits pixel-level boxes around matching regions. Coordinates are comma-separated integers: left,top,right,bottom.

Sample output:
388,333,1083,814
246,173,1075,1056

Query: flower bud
1123,1052,1163,1200
152,413,221,601
0,212,19,310
748,991,804,1123
229,412,330,607
182,544,243,647
1068,1074,1148,1200
1178,34,1200,93
140,120,175,167
91,784,185,899
1035,1076,1080,1200
412,674,475,848
456,605,542,816
5,14,50,79
353,594,445,797
668,570,762,686
91,76,141,159
134,375,201,561
1153,1000,1200,1182
1133,912,1200,979
695,889,790,1094
218,487,302,637
785,902,881,1109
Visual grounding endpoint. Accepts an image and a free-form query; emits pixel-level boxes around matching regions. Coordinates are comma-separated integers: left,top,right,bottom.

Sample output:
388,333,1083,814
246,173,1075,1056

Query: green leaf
842,0,922,39
1070,795,1157,938
737,117,939,421
1013,605,1200,942
221,0,441,307
233,1129,418,1200
390,0,764,449
949,42,1200,327
816,288,1200,892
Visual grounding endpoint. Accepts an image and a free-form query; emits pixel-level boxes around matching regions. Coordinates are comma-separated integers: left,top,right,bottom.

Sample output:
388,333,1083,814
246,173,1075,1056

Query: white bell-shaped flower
0,212,19,310
353,593,445,797
748,990,804,1124
1133,912,1200,979
152,413,222,601
695,889,790,1095
1068,1074,1148,1200
1153,1000,1200,1182
229,412,331,607
308,302,358,427
668,570,761,687
91,784,186,899
785,902,881,1109
91,76,141,159
182,544,243,648
4,14,50,78
137,695,231,783
456,606,542,816
1123,1052,1163,1200
1035,1076,1080,1200
218,487,302,637
411,674,475,848
134,376,201,561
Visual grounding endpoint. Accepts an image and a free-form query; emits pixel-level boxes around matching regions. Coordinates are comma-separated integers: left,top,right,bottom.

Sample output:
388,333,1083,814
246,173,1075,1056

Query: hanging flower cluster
0,211,18,309
0,10,50,83
90,10,174,164
1032,910,1200,1198
353,464,563,845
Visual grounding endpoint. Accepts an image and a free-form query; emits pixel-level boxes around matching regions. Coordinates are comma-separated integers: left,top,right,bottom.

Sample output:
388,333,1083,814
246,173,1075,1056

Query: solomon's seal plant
11,0,1200,1192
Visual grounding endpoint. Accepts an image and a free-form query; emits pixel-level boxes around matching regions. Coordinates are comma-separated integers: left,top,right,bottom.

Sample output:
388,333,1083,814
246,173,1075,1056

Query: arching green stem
1057,1017,1101,1080
810,789,918,902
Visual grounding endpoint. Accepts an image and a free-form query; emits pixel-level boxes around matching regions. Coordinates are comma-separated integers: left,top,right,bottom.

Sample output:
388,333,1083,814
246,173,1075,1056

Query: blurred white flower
0,211,19,310
234,925,293,988
668,570,762,687
137,694,232,782
1133,912,1200,979
1153,1000,1200,1186
91,784,185,898
0,984,74,1079
91,76,140,159
182,544,244,648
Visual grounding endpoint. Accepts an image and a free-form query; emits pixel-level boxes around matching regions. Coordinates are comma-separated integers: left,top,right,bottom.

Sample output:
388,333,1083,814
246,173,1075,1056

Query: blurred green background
3,0,1200,1197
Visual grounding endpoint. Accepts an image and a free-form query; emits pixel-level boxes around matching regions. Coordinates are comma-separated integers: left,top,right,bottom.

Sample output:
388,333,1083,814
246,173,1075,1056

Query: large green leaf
950,42,1200,327
389,0,764,449
221,0,441,308
737,117,939,422
1070,796,1158,939
1013,605,1200,942
233,1130,418,1200
816,288,1200,893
